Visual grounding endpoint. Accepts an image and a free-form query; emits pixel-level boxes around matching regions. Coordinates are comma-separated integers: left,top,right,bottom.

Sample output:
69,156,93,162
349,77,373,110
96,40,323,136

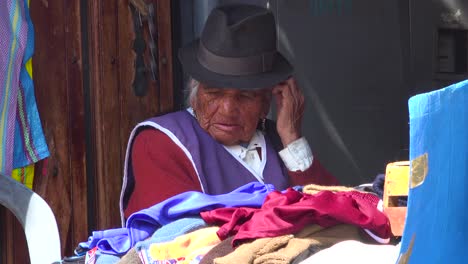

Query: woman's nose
220,95,240,115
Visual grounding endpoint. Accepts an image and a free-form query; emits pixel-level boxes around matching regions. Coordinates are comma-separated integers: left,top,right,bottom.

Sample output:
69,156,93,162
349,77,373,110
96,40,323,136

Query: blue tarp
398,80,468,263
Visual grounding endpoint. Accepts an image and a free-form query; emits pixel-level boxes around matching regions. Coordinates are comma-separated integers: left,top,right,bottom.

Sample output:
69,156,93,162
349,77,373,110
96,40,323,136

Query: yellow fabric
302,183,356,195
147,226,221,263
11,163,35,189
26,59,33,77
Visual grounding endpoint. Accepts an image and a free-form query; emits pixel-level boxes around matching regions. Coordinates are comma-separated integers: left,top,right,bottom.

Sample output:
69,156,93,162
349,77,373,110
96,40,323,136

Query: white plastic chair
0,173,61,264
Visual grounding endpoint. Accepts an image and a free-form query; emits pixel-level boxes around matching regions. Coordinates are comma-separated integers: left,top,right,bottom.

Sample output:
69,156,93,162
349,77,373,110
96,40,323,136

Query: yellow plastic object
383,161,409,237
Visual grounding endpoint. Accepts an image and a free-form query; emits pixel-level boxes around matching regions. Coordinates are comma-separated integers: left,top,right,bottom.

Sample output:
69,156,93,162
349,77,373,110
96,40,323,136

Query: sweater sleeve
124,128,203,218
288,158,340,186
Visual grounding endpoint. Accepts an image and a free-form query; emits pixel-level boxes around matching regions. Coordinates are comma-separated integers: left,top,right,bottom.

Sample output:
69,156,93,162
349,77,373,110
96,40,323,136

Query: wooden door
1,0,174,261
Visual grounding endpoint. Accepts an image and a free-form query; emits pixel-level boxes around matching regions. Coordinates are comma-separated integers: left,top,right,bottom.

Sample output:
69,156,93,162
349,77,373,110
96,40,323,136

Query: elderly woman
120,4,338,220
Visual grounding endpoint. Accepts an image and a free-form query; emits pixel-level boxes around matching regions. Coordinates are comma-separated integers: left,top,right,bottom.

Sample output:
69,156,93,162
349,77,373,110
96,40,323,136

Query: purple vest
120,110,290,223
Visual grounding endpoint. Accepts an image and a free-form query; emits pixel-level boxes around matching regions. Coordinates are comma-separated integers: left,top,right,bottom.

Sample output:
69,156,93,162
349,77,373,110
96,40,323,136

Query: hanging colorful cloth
11,163,34,189
13,0,49,169
0,0,49,183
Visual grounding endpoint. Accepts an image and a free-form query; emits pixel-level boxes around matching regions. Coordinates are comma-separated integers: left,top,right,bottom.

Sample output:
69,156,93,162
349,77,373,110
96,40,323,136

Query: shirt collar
225,131,263,159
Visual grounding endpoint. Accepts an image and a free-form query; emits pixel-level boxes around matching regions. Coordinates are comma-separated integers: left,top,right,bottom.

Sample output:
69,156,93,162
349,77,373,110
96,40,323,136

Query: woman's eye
240,92,256,99
206,91,222,97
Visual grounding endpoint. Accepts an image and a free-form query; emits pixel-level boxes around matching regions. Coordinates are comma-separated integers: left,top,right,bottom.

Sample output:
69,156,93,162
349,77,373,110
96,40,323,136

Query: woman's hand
272,77,305,147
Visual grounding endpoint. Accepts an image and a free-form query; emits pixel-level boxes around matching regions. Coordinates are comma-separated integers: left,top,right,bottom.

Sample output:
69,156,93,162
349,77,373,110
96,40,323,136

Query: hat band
197,41,276,76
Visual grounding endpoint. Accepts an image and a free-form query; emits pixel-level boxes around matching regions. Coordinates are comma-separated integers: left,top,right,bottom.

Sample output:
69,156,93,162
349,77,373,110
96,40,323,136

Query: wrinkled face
192,83,271,146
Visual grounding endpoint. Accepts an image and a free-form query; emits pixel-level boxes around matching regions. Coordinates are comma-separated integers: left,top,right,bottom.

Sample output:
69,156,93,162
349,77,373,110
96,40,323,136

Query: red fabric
125,128,339,218
124,129,203,218
200,189,390,247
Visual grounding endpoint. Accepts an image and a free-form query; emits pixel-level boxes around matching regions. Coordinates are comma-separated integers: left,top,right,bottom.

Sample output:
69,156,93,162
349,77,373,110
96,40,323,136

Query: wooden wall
1,0,174,261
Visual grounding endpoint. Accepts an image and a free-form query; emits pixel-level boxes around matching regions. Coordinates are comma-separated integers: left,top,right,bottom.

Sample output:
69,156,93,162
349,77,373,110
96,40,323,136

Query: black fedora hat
178,4,293,90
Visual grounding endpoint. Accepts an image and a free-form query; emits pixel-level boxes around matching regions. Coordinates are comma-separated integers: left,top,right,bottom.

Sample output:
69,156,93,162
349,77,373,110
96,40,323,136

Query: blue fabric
398,80,468,263
80,181,274,255
135,216,208,252
13,0,49,168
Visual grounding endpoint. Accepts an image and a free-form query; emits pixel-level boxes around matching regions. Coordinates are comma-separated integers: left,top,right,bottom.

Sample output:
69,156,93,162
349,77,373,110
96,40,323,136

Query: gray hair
186,77,199,108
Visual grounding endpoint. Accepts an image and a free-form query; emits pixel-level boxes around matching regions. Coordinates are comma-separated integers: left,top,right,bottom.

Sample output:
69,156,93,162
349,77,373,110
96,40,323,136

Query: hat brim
178,40,293,90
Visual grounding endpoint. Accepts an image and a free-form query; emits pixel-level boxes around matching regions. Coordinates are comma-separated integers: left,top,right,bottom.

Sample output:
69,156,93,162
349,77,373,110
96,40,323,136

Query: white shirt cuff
278,137,314,172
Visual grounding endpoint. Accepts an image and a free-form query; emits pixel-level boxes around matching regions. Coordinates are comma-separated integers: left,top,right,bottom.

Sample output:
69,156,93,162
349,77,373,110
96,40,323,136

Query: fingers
273,77,294,99
275,78,303,104
273,77,305,146
274,78,303,100
278,78,304,119
273,78,305,123
272,81,287,108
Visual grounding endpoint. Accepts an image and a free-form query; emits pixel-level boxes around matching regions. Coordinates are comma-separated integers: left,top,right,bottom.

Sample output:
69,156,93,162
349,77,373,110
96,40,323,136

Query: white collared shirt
224,132,313,183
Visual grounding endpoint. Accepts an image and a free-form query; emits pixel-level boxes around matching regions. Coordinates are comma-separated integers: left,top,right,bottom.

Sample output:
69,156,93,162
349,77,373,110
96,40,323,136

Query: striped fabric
1,0,49,177
11,163,34,189
13,0,49,169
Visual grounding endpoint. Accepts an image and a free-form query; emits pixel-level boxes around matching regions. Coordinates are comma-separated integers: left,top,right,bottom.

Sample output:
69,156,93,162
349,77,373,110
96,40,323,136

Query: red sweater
125,129,339,218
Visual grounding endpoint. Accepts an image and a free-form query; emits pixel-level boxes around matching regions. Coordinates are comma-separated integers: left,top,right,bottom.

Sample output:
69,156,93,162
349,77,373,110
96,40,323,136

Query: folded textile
79,182,274,255
289,245,323,264
135,217,208,251
214,235,293,264
138,226,220,264
117,248,140,264
254,224,363,264
198,237,235,264
201,188,390,246
214,224,363,264
95,252,121,264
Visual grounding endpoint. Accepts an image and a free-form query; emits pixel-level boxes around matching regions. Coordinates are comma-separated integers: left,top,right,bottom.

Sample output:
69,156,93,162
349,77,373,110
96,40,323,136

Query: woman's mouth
213,123,241,132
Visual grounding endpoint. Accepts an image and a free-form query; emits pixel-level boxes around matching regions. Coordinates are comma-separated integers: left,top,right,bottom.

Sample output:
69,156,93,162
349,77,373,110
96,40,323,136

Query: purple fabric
80,181,274,255
143,110,288,194
0,0,29,175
